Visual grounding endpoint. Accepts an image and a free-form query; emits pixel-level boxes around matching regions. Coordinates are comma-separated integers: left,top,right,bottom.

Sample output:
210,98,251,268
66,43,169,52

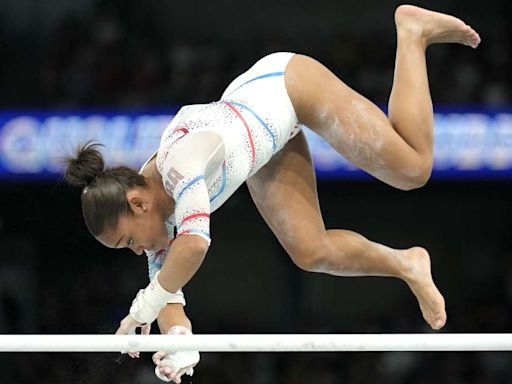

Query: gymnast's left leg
284,5,480,191
247,131,446,330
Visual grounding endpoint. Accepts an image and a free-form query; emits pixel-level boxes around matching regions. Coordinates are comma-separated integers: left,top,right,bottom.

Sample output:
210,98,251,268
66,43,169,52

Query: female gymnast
64,5,480,383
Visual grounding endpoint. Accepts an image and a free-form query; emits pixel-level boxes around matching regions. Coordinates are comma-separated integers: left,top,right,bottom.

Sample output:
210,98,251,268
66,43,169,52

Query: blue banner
1,109,512,181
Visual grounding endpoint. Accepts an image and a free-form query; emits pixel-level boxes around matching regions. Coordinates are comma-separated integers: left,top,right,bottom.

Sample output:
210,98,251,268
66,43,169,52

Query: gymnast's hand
117,271,187,334
115,314,151,358
115,287,158,357
153,326,200,383
114,287,157,334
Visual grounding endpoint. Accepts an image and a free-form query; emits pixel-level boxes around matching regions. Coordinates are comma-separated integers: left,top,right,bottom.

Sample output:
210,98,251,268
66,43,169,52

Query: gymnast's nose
130,244,144,256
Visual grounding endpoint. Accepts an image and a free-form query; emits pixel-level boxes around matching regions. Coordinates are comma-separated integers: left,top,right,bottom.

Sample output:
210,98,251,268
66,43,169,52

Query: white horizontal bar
1,334,512,352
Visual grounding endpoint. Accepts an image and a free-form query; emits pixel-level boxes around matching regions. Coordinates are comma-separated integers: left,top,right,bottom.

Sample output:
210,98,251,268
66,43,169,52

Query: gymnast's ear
126,190,147,214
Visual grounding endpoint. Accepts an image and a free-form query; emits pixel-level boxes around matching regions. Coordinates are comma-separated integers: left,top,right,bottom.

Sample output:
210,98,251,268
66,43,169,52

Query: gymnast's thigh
246,131,328,256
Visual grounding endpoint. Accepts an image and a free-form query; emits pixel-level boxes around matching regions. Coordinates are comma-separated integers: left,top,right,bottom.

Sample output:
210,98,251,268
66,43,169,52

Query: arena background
1,0,511,383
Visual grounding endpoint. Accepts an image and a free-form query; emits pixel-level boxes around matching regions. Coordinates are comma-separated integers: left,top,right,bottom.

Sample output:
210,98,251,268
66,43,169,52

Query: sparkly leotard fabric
145,52,301,280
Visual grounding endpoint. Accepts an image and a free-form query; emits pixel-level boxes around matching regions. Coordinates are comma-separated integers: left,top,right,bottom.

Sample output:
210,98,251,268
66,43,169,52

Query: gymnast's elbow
177,234,210,259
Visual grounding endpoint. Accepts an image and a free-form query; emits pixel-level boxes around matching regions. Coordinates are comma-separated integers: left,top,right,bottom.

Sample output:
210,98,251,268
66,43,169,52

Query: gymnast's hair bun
64,141,105,188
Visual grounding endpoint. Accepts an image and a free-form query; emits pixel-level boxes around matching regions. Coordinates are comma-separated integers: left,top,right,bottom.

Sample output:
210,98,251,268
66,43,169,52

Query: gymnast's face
97,192,169,255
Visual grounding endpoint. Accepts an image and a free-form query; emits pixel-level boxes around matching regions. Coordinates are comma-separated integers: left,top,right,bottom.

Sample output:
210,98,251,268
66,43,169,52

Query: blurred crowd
0,1,511,109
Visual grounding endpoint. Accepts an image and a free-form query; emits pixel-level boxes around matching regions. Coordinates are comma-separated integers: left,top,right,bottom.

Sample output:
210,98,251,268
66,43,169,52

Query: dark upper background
1,1,511,383
1,0,510,108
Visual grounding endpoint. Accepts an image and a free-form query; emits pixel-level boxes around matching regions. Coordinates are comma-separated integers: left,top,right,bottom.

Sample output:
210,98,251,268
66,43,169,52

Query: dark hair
64,141,147,236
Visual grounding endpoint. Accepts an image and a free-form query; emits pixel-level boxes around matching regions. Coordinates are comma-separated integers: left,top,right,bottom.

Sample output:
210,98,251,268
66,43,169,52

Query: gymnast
64,5,480,382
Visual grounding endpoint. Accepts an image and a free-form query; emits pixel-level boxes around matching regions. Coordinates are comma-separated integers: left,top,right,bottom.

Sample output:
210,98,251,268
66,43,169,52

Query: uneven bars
1,334,512,352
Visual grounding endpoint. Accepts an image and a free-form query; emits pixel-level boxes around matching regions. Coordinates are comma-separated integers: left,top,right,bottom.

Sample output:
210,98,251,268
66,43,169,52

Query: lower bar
1,334,512,352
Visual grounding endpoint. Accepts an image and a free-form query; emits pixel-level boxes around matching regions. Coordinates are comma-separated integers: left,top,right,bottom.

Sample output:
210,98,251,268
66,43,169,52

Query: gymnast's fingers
173,365,192,383
115,314,142,335
141,323,152,335
154,365,172,382
153,351,167,365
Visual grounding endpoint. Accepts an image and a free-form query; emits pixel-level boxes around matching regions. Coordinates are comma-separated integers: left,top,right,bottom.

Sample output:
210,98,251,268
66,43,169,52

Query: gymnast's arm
157,303,192,333
157,131,224,293
158,235,208,293
153,303,200,382
118,131,224,332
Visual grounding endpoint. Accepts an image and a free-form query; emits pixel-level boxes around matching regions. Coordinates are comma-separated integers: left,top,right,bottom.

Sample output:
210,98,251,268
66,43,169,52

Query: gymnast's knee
394,160,432,191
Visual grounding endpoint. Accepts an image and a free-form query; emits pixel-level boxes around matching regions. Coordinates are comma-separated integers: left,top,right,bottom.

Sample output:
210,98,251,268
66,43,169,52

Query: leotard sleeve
157,130,225,245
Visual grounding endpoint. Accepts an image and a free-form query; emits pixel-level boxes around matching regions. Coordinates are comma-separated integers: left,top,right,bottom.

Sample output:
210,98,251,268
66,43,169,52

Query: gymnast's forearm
157,235,208,293
157,303,192,333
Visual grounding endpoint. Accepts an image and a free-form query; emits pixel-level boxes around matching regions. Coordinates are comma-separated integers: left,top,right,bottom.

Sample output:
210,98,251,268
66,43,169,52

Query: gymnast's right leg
284,5,480,190
247,131,446,330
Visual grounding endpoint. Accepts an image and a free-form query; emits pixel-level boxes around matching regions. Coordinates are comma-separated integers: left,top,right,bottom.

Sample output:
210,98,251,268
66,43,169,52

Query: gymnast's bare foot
395,4,481,48
401,246,447,330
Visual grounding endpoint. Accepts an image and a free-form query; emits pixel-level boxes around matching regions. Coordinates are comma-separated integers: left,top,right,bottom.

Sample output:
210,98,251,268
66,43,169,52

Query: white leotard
145,52,301,280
